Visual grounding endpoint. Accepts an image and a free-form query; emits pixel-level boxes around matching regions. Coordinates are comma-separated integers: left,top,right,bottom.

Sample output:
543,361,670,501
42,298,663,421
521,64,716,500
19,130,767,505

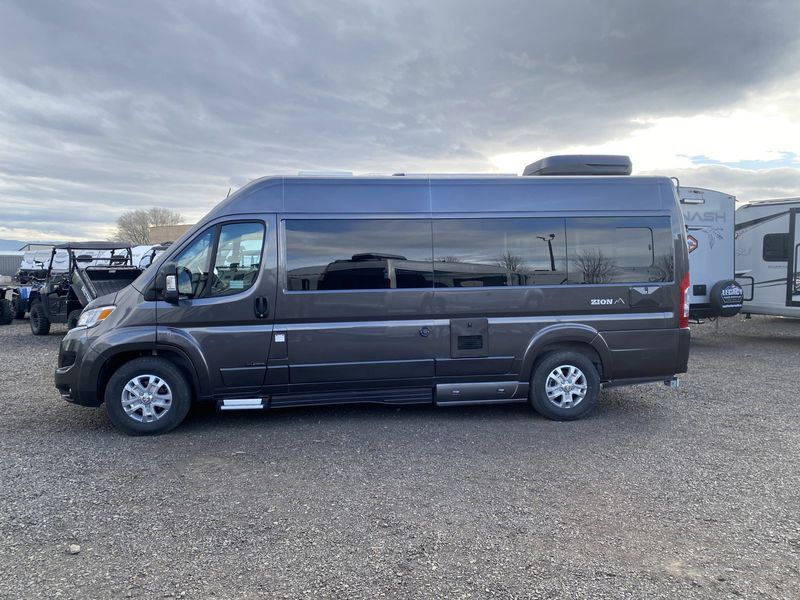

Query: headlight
77,305,116,328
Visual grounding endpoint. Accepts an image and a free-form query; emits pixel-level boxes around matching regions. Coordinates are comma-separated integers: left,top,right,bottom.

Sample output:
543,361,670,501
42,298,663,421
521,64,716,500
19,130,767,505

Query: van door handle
254,296,269,318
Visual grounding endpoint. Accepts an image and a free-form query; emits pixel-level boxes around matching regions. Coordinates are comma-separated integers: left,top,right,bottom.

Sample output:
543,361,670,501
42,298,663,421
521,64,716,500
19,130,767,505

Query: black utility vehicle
29,242,141,335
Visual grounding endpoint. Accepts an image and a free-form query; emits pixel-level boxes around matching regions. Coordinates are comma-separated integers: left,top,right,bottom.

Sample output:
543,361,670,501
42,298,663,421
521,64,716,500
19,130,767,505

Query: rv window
763,233,789,262
566,217,673,284
209,222,265,297
432,218,567,287
285,219,434,291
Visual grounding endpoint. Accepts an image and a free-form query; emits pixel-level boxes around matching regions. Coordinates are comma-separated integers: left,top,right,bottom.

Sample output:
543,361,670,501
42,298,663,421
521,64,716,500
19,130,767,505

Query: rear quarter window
566,217,673,284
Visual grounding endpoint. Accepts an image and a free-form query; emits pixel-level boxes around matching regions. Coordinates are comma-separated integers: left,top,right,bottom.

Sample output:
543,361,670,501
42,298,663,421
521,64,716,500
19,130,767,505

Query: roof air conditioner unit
522,155,632,176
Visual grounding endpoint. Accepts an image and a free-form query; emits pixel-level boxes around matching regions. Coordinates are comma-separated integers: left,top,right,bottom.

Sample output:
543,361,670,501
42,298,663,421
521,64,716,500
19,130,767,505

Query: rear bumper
601,327,690,379
54,328,101,406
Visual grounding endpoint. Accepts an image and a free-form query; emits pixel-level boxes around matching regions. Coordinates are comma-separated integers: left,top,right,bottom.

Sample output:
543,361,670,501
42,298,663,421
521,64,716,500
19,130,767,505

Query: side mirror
156,261,180,303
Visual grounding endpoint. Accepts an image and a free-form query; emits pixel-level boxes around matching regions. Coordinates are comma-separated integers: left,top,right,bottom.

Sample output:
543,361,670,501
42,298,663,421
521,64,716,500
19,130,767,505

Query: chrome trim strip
488,312,671,324
280,313,669,331
284,319,449,331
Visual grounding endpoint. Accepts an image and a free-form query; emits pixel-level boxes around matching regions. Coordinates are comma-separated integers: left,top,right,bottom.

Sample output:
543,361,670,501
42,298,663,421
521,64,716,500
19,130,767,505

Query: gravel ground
1,317,799,599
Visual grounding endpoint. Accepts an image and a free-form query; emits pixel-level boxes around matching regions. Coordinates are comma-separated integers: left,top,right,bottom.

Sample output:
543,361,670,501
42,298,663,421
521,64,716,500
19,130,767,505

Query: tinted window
285,220,433,291
763,233,789,262
566,217,673,283
209,222,265,297
174,229,214,297
433,218,567,287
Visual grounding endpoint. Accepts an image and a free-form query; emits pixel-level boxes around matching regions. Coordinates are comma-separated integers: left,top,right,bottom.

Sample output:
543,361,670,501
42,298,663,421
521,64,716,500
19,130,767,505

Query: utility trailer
28,242,142,335
678,186,743,320
735,198,800,318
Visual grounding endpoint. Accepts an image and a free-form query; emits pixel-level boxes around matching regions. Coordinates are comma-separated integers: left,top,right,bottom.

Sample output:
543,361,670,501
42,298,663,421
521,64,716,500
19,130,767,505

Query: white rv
679,186,743,320
735,198,800,317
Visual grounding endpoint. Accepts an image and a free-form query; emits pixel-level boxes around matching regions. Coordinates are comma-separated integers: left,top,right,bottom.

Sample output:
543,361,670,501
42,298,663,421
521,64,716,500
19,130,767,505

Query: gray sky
1,0,800,240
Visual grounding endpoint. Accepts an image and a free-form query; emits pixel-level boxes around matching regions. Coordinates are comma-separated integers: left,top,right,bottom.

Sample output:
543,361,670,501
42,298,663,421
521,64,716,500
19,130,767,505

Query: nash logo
687,235,698,253
591,298,626,306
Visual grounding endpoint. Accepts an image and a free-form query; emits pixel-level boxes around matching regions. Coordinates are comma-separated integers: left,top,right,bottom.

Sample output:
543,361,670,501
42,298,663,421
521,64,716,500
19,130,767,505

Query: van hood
83,292,117,311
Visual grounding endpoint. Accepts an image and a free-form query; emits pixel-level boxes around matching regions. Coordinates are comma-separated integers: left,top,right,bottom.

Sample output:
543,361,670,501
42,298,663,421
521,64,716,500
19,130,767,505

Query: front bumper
54,327,101,406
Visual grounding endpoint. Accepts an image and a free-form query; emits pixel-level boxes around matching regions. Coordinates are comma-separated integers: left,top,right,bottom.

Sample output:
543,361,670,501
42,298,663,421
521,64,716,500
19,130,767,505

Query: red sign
687,235,698,253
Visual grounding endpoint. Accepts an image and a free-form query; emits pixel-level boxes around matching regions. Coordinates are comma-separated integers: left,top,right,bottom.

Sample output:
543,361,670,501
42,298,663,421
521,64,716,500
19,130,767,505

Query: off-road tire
11,296,25,319
105,357,192,436
67,309,82,330
29,302,51,335
0,299,12,325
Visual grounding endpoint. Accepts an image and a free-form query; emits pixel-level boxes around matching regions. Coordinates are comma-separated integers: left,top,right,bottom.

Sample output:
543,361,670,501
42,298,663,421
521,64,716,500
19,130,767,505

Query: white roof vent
523,155,632,176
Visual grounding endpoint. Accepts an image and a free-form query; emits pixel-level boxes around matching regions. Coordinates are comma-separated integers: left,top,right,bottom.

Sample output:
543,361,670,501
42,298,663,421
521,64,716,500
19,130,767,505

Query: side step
218,398,266,411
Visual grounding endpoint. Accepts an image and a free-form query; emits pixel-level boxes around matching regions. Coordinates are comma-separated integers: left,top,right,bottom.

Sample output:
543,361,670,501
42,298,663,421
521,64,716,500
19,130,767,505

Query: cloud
1,0,800,239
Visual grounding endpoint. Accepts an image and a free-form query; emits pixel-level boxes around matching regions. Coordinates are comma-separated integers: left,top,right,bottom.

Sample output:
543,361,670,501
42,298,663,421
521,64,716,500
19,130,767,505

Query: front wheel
105,357,192,435
530,351,600,421
67,309,81,330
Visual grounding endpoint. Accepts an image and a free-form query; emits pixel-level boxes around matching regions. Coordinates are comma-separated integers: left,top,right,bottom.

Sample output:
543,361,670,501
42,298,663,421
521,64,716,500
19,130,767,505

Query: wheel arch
520,323,612,382
94,344,202,407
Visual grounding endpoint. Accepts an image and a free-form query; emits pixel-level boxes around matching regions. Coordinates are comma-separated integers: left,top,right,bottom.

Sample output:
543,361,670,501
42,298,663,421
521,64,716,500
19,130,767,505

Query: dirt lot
1,317,799,599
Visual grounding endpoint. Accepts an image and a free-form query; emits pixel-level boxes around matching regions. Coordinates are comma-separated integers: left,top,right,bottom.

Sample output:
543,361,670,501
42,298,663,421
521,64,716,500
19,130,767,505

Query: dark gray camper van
56,155,691,435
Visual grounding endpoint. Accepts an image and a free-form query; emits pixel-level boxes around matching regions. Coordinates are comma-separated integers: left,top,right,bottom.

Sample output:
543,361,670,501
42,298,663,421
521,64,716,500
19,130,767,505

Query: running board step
218,398,265,411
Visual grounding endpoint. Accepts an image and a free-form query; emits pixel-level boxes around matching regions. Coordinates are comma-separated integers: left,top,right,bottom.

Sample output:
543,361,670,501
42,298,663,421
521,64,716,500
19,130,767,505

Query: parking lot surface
1,317,799,599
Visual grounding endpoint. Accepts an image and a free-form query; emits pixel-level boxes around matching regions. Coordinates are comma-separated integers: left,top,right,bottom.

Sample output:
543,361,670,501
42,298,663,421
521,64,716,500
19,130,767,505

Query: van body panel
283,318,438,384
602,329,682,379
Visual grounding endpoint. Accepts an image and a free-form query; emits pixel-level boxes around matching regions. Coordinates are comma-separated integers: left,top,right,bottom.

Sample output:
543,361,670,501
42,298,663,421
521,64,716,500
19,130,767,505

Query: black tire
29,302,51,335
67,309,82,330
105,357,192,436
0,298,12,325
530,351,600,421
11,296,25,319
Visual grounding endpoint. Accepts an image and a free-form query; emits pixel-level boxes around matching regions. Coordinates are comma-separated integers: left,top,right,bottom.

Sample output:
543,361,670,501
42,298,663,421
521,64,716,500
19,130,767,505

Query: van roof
201,174,676,225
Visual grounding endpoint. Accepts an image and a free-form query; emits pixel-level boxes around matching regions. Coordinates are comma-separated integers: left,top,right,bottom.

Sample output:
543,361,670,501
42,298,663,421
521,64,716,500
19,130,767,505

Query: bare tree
649,254,675,282
496,251,526,273
114,207,183,245
573,249,620,284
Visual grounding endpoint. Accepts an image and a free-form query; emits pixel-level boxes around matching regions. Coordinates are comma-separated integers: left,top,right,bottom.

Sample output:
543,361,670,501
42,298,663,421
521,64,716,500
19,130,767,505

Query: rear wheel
29,302,51,335
67,310,82,330
11,296,25,319
530,351,600,421
105,357,192,436
0,299,12,325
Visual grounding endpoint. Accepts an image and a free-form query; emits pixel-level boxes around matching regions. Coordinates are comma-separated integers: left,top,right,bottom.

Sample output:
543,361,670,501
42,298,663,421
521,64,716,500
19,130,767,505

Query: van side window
763,233,789,262
209,222,266,297
566,217,673,284
432,218,567,287
175,229,214,297
285,219,433,291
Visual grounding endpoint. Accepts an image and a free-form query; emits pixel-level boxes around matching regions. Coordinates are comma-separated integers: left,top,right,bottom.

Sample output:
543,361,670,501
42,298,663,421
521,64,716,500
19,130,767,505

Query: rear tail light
679,272,690,328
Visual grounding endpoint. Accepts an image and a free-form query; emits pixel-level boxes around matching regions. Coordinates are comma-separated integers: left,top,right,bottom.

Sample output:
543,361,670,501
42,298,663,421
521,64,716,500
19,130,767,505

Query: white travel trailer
679,186,743,320
735,198,800,317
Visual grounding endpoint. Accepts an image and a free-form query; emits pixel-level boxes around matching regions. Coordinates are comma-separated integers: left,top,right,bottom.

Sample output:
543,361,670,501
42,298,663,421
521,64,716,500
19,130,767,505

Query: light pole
537,233,556,271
